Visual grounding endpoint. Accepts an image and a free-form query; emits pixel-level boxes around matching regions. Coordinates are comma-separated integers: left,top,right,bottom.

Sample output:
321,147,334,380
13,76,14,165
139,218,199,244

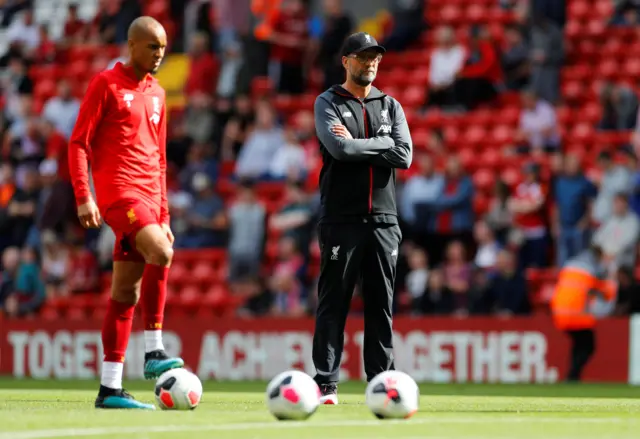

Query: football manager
311,31,413,404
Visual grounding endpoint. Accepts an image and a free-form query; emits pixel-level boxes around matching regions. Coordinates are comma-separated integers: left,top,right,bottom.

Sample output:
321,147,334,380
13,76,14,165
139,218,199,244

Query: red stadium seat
465,4,489,23
564,20,583,41
168,262,189,287
596,59,619,80
192,261,218,283
568,1,589,21
457,148,475,170
490,125,514,145
461,125,487,147
409,66,430,86
570,123,595,143
603,38,626,60
40,304,59,320
622,58,640,78
473,194,490,216
497,107,520,125
178,285,202,302
145,0,169,20
595,0,614,18
438,5,462,24
410,129,429,149
479,149,502,170
34,79,57,101
67,306,86,320
562,81,584,103
501,167,521,188
68,59,92,81
29,64,61,81
402,86,426,108
67,45,98,62
472,168,494,193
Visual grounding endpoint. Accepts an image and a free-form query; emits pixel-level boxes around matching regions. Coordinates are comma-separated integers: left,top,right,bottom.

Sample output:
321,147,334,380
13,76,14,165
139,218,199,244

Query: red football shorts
103,198,160,262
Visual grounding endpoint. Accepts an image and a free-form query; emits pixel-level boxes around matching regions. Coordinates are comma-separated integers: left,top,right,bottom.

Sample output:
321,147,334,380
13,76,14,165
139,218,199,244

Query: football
154,368,203,410
365,370,419,419
265,370,321,420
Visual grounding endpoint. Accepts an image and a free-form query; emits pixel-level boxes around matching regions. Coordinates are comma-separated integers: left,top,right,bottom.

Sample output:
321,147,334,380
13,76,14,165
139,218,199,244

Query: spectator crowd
3,0,640,320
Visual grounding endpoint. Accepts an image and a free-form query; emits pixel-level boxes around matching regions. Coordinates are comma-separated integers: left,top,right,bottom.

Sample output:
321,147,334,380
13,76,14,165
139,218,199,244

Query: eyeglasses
349,53,383,64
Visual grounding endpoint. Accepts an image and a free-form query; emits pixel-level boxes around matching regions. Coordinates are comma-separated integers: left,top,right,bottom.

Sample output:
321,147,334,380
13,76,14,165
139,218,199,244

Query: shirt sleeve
368,99,413,169
158,102,169,225
314,95,393,161
68,74,109,206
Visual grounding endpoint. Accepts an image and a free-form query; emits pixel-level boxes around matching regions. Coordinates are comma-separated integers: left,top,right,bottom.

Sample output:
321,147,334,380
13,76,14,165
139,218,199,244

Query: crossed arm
314,96,413,169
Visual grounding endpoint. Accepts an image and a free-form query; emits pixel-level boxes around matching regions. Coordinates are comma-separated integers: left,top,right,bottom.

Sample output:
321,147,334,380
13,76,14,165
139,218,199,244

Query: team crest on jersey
380,109,389,123
150,96,161,125
127,208,137,224
123,93,134,108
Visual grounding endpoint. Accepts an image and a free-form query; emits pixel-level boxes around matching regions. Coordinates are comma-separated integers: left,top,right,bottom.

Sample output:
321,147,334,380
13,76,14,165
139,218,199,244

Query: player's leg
566,329,595,382
312,223,365,404
361,224,402,382
134,223,184,379
96,259,154,409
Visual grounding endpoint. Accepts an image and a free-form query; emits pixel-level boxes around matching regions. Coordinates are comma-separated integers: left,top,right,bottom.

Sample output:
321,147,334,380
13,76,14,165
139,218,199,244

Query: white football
155,368,203,410
265,370,321,420
365,371,419,419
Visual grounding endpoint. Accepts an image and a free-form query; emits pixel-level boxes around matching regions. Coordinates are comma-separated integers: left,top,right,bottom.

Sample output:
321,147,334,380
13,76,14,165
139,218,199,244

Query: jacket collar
330,84,386,102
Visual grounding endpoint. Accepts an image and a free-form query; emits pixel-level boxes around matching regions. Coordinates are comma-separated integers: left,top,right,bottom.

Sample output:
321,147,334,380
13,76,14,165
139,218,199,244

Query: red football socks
140,264,169,331
102,299,135,363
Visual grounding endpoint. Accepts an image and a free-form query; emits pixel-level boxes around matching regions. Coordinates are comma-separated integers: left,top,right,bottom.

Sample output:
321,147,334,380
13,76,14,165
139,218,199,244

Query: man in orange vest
551,245,617,382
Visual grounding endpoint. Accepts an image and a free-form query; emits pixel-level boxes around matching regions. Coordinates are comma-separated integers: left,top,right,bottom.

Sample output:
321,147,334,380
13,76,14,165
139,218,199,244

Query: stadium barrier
2,316,640,383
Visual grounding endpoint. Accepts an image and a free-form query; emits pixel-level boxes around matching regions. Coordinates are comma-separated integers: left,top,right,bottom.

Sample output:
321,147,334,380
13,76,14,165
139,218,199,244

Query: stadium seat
480,148,502,170
473,194,489,216
145,0,169,20
40,304,59,320
168,261,189,288
490,125,513,145
67,306,86,320
402,86,426,108
202,285,229,310
34,79,57,101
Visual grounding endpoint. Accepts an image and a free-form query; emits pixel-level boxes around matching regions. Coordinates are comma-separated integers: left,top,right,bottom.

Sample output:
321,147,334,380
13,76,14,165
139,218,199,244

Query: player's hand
161,223,175,245
77,200,102,229
331,124,353,139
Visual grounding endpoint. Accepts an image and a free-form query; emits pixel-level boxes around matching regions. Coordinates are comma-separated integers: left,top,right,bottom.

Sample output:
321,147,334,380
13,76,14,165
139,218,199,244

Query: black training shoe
95,385,155,409
143,350,184,379
318,383,339,405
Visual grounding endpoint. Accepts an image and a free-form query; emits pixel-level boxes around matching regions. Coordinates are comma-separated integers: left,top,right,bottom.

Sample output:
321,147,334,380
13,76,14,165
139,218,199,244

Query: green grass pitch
1,380,640,439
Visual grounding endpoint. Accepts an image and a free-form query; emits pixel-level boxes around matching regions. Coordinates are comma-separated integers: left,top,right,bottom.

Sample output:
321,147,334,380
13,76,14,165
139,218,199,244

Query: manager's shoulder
382,93,403,108
315,88,336,104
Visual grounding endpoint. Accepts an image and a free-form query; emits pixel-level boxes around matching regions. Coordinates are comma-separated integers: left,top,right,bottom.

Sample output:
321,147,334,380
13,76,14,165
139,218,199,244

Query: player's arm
158,102,169,226
68,74,109,228
368,100,413,169
314,96,393,161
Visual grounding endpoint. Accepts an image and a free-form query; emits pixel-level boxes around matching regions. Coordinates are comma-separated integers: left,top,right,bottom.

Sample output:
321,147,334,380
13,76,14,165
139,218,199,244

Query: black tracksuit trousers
312,221,402,384
566,329,595,382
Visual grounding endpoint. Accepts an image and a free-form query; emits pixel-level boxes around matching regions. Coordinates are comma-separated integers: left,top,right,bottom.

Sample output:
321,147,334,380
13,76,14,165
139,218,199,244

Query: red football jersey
68,62,168,223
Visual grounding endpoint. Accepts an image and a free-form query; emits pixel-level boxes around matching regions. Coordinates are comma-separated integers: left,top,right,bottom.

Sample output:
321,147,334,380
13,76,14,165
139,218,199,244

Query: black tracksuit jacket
313,85,413,223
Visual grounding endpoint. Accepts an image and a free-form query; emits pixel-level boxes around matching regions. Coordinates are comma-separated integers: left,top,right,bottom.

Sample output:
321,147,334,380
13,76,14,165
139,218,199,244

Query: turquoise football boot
95,387,155,410
143,350,185,379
